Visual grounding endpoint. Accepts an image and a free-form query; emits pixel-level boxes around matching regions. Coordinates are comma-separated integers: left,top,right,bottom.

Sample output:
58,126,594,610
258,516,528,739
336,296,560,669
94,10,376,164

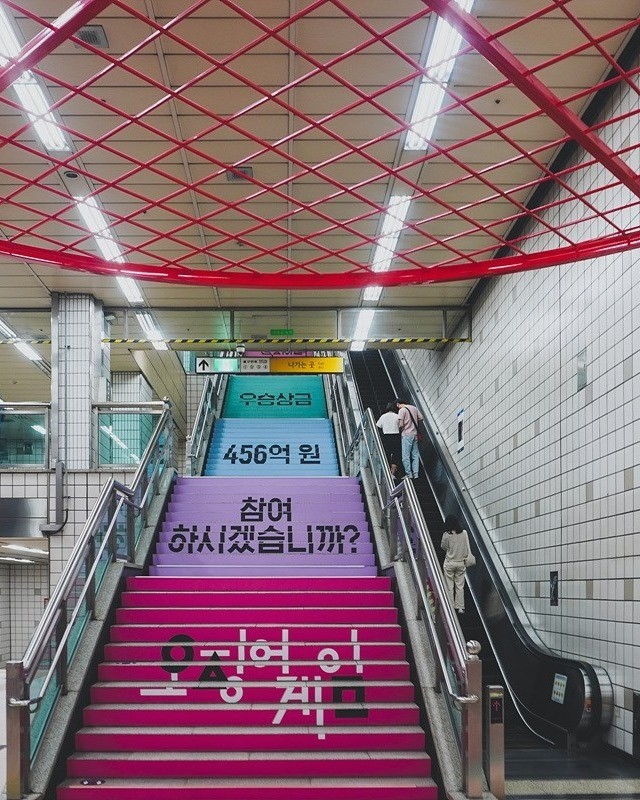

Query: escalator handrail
331,372,479,706
381,350,610,741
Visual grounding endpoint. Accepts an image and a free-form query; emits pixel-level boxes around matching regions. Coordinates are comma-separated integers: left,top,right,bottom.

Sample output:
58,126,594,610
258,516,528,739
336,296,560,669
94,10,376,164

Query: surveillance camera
236,344,246,356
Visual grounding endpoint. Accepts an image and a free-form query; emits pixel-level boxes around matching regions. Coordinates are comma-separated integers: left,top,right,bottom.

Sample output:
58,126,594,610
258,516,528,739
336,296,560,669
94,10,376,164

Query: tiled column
51,293,110,469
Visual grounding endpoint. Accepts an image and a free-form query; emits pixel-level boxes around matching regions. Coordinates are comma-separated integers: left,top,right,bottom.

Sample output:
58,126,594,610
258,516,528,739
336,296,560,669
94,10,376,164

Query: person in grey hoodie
441,514,471,614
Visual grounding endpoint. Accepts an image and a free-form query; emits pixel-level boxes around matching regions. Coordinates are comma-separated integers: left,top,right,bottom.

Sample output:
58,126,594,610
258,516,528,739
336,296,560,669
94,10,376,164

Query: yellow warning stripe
0,336,471,346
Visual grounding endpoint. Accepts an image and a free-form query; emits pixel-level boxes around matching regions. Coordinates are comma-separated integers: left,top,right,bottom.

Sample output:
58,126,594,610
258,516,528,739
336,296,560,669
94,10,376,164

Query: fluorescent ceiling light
363,287,383,302
75,195,114,237
31,424,47,435
405,0,475,151
0,316,42,360
116,276,144,305
14,341,42,361
0,556,35,564
1,543,48,555
372,195,412,273
0,6,69,152
135,311,169,351
0,318,15,337
352,308,376,344
75,196,145,305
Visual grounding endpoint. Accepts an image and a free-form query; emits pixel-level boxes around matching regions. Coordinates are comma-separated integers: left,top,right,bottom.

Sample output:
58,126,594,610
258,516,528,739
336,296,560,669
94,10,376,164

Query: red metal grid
0,0,638,289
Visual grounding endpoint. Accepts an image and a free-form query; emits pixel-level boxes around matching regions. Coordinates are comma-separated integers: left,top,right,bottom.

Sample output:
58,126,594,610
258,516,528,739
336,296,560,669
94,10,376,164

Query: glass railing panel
97,411,159,467
0,410,48,467
29,638,59,760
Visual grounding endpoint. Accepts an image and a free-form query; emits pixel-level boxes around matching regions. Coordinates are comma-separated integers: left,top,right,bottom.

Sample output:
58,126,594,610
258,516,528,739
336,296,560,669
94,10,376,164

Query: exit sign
270,328,294,336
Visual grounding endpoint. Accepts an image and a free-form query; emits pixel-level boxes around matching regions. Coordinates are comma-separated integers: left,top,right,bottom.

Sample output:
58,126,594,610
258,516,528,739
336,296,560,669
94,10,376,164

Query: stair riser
83,706,419,727
149,566,379,577
67,755,431,779
119,592,391,608
76,730,425,752
172,477,359,489
151,553,377,566
97,662,410,682
104,642,405,661
116,608,397,624
126,576,390,591
59,784,437,799
110,624,402,643
162,510,367,522
154,542,375,557
90,683,416,704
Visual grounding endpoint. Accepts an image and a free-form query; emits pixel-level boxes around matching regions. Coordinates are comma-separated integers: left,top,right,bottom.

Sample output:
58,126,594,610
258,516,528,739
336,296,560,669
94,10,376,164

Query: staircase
56,375,438,798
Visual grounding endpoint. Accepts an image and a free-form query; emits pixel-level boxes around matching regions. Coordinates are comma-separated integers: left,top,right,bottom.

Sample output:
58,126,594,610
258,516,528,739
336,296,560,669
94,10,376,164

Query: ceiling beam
423,0,640,200
0,0,113,94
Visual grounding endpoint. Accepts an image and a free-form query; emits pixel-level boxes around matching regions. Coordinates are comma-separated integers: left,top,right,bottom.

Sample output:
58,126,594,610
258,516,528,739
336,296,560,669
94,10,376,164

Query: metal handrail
328,370,484,798
92,401,168,411
0,402,51,408
354,409,477,704
6,406,175,799
186,375,226,475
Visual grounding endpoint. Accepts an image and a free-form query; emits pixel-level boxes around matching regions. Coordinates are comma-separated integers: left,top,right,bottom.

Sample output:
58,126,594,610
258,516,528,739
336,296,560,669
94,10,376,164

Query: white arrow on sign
195,357,212,373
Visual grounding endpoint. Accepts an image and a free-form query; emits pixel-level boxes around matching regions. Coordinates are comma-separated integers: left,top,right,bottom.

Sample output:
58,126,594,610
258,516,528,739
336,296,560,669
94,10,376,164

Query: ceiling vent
75,25,109,49
226,166,253,182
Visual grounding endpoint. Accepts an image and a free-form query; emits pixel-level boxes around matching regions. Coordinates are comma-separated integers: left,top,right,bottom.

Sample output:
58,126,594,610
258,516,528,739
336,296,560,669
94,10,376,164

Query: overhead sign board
270,357,343,374
192,356,343,374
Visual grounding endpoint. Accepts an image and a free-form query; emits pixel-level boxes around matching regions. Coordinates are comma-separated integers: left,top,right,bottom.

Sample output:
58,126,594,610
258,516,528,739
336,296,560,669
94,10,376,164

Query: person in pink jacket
396,398,423,479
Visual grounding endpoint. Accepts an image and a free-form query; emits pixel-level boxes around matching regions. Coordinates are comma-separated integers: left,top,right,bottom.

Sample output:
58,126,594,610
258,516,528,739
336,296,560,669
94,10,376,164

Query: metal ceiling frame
0,1,638,290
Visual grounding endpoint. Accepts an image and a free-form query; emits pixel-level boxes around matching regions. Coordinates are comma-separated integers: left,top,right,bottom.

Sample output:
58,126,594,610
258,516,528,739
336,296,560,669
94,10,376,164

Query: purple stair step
152,552,374,565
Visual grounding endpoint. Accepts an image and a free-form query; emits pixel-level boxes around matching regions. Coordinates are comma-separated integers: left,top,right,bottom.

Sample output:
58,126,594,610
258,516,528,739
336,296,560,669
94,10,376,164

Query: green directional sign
269,328,294,336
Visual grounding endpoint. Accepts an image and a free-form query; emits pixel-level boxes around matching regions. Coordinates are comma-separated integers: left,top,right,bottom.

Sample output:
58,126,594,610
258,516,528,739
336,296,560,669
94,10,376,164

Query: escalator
348,350,612,757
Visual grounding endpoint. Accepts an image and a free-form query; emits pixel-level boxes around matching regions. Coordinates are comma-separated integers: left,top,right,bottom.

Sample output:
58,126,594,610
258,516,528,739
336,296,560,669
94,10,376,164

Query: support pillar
51,293,110,469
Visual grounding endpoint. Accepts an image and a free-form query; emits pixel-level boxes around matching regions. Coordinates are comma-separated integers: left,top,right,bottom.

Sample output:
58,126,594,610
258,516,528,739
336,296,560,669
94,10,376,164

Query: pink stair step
96,660,411,682
58,776,438,799
115,606,397,624
125,576,391,591
75,725,426,752
67,749,432,779
103,641,406,661
148,565,379,577
90,680,417,705
109,623,402,643
119,590,392,608
83,702,419,727
151,553,376,566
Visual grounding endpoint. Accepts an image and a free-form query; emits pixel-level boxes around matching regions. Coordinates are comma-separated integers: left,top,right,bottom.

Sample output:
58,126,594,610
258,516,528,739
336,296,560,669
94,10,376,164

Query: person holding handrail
396,398,423,480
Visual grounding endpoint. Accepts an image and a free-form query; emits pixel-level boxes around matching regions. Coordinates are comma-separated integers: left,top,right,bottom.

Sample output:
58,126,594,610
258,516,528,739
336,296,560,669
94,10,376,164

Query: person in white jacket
441,514,471,614
376,402,401,477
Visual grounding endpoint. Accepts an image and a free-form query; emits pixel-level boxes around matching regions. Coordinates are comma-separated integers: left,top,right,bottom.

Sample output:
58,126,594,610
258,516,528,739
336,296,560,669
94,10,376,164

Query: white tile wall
403,64,640,755
1,468,133,659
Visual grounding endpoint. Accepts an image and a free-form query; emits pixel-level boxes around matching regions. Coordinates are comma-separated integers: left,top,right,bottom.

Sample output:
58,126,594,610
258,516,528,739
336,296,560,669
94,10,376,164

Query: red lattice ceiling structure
0,0,639,291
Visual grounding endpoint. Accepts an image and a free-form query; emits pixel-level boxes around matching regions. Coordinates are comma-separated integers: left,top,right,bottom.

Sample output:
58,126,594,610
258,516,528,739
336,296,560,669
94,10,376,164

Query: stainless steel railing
5,406,176,799
186,375,227,475
328,370,484,798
